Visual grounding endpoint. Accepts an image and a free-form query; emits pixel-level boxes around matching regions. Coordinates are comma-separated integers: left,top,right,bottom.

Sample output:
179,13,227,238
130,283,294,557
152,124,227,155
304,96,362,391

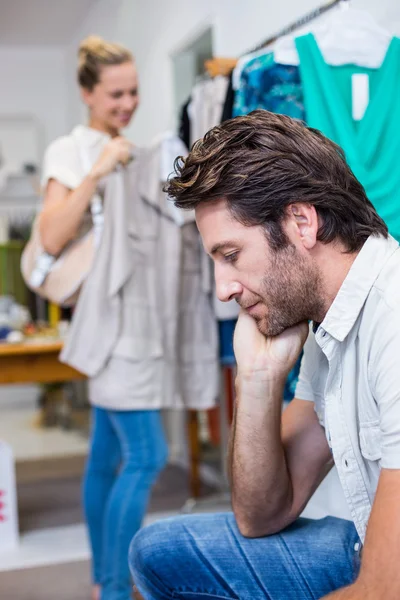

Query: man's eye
223,252,238,264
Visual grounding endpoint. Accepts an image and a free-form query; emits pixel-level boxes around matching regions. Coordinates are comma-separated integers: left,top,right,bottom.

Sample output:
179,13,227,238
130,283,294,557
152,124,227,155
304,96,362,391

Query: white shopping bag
0,440,19,551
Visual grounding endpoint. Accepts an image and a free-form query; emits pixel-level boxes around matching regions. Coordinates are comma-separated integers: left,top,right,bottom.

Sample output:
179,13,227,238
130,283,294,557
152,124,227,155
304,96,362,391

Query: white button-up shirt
295,234,400,542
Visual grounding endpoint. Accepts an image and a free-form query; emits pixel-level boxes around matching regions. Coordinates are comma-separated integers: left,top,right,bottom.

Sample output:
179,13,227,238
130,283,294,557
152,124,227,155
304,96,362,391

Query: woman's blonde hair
78,35,133,91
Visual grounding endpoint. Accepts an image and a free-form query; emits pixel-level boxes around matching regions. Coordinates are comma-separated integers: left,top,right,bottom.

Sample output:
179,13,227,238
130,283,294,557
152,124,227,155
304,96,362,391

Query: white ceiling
0,0,97,45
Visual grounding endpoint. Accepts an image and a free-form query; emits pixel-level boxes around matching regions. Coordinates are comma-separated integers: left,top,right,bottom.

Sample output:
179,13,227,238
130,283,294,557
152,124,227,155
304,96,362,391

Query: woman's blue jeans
83,407,168,600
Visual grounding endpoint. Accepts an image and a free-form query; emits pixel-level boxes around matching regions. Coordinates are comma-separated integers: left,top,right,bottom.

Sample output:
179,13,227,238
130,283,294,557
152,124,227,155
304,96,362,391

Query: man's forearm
229,374,293,536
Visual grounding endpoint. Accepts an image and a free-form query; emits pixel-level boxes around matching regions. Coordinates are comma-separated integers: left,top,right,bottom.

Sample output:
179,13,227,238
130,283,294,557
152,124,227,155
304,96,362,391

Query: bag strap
74,134,104,249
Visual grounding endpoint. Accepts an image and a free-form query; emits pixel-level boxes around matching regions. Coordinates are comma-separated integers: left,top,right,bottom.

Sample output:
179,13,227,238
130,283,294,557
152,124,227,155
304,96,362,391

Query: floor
0,383,352,599
0,384,222,574
0,385,88,462
0,559,92,600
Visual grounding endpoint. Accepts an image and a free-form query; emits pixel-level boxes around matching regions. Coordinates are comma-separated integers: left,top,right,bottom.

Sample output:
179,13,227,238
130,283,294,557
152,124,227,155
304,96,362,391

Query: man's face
196,199,324,336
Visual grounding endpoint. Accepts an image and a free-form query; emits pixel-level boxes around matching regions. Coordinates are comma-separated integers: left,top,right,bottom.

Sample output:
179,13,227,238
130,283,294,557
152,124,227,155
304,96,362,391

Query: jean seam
181,523,239,600
172,594,237,599
109,410,135,596
119,411,154,594
106,410,163,597
225,517,269,599
134,567,175,600
85,407,120,588
278,534,317,600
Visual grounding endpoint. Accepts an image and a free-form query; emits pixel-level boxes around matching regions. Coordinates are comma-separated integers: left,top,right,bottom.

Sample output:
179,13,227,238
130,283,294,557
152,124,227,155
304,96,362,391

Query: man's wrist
236,368,288,386
235,371,286,401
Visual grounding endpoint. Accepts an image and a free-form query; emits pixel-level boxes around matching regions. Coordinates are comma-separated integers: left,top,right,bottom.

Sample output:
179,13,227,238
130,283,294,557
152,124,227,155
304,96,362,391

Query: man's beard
252,243,325,337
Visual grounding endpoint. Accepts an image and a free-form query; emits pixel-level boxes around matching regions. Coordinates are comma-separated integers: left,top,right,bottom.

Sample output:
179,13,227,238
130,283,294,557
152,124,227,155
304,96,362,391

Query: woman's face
82,61,139,133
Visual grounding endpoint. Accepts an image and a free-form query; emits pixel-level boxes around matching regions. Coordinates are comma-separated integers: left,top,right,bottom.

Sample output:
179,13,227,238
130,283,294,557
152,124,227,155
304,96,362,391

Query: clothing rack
204,0,349,78
246,0,348,55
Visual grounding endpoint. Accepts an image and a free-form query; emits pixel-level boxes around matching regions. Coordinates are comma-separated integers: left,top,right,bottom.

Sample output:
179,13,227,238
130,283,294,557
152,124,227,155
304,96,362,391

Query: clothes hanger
233,0,345,90
273,0,392,68
204,58,238,79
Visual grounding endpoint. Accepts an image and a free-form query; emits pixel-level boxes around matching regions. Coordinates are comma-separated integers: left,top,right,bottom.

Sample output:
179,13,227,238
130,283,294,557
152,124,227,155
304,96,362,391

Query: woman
39,36,168,600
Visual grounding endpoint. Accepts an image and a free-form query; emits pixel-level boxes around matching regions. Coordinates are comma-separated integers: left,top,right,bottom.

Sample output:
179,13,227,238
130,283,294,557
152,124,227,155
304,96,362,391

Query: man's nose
216,278,242,303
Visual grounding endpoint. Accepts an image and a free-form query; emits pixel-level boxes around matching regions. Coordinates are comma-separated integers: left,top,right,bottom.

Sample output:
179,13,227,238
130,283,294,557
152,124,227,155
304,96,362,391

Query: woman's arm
39,173,100,256
38,135,133,255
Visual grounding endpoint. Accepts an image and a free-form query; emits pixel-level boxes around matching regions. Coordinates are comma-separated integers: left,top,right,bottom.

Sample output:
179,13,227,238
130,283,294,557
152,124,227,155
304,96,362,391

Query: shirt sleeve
369,314,400,469
41,135,82,191
294,325,318,402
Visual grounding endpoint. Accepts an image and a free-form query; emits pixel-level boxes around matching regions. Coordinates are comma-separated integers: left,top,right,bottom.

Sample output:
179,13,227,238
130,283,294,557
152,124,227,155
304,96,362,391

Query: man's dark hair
166,110,388,252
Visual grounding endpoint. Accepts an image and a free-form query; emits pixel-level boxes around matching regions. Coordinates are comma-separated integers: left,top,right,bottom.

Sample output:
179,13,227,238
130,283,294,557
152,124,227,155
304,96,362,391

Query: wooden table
0,340,84,385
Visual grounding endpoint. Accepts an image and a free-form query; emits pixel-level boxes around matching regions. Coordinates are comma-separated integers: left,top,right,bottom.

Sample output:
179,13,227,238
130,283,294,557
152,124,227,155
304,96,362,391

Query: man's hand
230,311,332,537
233,309,309,379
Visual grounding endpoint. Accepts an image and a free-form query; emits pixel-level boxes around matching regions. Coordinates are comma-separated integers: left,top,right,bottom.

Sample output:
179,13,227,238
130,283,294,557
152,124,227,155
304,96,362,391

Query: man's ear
287,203,319,250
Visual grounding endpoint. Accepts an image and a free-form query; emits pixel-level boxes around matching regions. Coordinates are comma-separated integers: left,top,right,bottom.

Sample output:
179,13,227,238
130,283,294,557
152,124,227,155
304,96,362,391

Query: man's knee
129,514,202,597
130,513,233,596
129,525,153,582
129,519,171,587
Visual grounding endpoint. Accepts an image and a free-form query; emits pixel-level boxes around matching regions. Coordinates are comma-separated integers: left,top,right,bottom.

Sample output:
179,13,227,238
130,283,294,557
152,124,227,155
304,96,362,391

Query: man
129,110,400,599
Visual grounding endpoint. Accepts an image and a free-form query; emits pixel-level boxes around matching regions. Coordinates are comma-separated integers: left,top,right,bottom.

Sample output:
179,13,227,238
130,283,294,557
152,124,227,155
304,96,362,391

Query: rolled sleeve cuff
294,380,315,402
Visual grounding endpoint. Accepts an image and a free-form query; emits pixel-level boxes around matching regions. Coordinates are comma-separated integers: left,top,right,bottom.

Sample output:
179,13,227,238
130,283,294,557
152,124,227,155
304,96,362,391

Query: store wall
0,45,69,408
0,46,69,163
65,0,127,139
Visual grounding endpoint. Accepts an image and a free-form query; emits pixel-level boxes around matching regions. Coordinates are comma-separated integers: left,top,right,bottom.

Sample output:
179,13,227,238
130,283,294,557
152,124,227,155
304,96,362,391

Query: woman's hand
90,137,133,180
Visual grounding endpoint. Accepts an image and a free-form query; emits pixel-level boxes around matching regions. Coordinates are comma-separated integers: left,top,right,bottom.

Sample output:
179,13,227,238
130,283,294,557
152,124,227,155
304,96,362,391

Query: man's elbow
234,507,295,539
233,488,296,538
236,517,270,538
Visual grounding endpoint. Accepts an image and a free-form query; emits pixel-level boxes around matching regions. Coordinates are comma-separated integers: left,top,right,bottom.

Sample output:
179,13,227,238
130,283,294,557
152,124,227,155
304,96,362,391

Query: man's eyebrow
210,241,239,256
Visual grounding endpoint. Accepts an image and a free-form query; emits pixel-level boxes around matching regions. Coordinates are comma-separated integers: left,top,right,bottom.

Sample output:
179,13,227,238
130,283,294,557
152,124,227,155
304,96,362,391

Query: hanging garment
233,53,305,120
187,75,239,320
61,133,219,410
233,47,276,91
188,76,229,146
295,33,400,241
178,98,191,150
274,7,391,69
220,72,235,123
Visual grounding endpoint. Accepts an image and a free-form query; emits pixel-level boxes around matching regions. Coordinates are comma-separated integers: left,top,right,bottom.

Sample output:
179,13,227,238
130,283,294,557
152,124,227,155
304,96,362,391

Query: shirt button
354,542,360,552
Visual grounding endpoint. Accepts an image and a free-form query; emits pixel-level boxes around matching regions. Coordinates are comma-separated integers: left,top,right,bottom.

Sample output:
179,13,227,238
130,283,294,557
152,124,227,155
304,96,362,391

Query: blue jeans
83,407,168,600
129,513,361,599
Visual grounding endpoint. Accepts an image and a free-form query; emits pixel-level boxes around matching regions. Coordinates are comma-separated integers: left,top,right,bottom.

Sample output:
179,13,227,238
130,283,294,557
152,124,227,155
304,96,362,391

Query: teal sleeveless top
295,33,400,240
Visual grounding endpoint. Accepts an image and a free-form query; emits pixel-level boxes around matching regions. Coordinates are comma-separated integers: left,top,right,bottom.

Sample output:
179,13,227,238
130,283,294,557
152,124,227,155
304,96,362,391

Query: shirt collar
320,234,399,342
